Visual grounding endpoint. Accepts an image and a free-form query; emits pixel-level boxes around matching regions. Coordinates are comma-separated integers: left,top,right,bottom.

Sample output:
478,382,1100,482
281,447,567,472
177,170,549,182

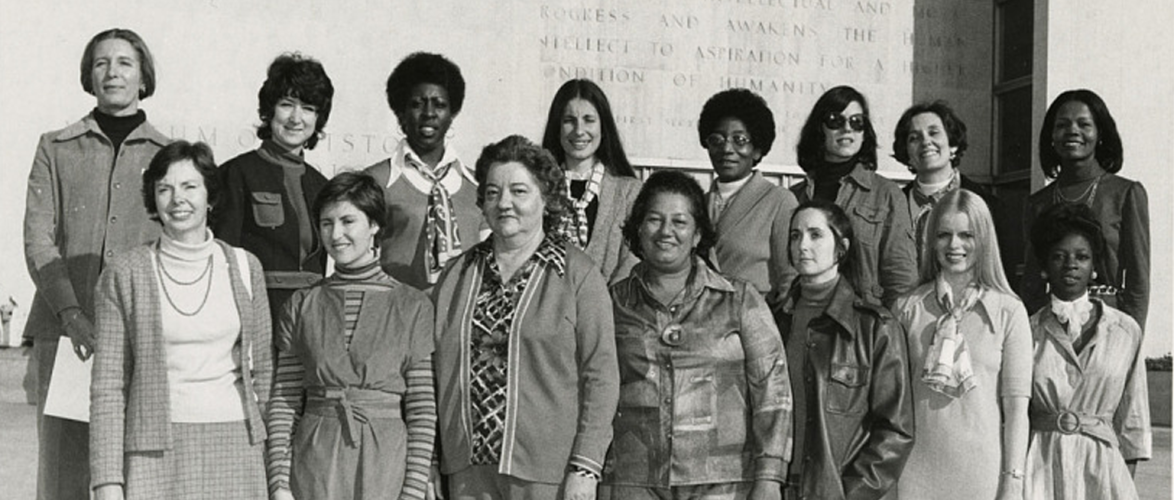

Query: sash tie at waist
305,387,402,448
1030,409,1118,448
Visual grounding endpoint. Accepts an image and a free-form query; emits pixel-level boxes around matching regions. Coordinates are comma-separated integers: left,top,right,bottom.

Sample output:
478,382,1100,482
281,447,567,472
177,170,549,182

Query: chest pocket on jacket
852,205,886,250
251,192,285,228
826,363,869,415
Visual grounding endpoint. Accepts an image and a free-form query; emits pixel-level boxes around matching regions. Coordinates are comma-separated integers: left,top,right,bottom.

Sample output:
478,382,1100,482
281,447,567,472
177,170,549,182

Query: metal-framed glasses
822,113,867,132
705,133,753,149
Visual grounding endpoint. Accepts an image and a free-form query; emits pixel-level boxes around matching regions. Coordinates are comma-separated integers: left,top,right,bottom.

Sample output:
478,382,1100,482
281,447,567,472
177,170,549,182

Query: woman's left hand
748,480,782,500
562,472,598,500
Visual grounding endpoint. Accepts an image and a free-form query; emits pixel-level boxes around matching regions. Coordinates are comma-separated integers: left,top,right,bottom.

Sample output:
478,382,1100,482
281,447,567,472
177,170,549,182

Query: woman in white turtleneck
91,141,272,500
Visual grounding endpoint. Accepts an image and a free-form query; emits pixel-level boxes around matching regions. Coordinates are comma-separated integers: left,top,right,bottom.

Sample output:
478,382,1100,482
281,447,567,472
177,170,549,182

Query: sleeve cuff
568,454,603,476
753,456,787,482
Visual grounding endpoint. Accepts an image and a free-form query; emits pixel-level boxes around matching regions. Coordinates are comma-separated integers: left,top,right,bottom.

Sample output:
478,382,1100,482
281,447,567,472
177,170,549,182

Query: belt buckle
1055,410,1081,434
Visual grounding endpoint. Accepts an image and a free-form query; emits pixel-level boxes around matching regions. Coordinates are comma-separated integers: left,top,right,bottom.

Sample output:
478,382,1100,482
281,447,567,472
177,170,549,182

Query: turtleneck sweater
154,229,245,422
93,108,146,154
786,274,840,479
810,158,857,202
257,140,314,261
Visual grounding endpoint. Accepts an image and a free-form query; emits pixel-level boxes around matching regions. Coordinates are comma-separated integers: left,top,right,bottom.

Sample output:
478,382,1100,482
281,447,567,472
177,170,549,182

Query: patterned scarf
410,155,463,284
922,275,981,398
910,170,960,263
557,162,605,249
1050,292,1093,339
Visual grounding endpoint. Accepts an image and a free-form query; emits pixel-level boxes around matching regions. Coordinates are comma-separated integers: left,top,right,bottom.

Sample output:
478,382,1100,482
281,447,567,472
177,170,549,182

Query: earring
1040,271,1048,280
446,123,457,141
1092,271,1098,280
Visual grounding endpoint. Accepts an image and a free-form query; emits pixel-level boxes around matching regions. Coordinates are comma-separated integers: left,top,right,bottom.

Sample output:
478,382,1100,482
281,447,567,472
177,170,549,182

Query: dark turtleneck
93,109,146,154
334,257,382,282
811,158,857,202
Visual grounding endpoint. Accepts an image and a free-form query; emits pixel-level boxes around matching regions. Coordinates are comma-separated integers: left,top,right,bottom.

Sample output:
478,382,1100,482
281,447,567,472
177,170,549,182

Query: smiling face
269,96,318,152
155,160,209,244
822,101,865,162
790,208,844,284
559,98,602,166
483,162,547,242
1051,101,1099,165
706,117,762,182
1045,233,1095,301
398,83,454,158
934,209,977,279
638,192,701,275
319,200,380,268
906,111,957,176
90,38,143,116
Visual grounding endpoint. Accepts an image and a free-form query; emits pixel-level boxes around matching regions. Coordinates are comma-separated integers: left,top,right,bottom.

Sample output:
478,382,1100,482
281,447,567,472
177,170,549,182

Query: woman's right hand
94,484,124,500
60,307,96,360
272,487,296,500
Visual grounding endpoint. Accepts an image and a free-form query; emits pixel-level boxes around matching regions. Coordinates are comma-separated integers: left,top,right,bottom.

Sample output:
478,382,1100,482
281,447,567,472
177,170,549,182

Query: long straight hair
920,189,1013,295
540,79,636,177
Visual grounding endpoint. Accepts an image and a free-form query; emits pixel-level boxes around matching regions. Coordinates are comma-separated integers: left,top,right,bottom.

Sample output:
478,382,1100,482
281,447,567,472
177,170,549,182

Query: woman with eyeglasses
698,88,799,305
792,86,917,307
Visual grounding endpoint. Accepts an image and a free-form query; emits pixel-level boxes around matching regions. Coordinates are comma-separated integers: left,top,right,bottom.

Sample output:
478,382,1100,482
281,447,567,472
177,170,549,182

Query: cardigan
710,172,799,302
432,238,619,482
23,112,169,340
585,172,641,284
90,240,272,489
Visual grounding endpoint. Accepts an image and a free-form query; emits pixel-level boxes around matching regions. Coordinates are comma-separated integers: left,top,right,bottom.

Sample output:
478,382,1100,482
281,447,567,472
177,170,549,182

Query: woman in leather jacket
773,199,914,500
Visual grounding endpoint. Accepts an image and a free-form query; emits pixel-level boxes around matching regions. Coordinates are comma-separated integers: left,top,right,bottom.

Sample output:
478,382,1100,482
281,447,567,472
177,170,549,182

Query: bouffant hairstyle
80,28,156,100
256,53,334,150
891,100,969,172
474,135,568,233
541,79,636,177
312,172,387,246
1029,202,1106,273
141,141,220,222
796,85,878,172
788,199,857,282
622,170,717,260
921,189,1012,294
697,88,777,163
385,52,466,116
1038,89,1123,179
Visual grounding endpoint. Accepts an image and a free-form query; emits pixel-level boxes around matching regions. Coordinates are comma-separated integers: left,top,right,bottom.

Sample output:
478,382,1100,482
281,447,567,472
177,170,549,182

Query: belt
1030,409,1118,448
305,387,402,447
264,271,321,290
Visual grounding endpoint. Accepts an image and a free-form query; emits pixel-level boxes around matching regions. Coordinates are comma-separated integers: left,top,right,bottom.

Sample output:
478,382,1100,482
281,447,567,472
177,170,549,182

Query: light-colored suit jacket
585,173,641,284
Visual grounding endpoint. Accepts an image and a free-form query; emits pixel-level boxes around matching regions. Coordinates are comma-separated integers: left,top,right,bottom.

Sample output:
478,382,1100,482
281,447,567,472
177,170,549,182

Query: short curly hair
312,172,387,246
474,135,568,234
796,85,878,172
80,28,156,100
141,141,220,222
385,52,466,116
622,170,717,261
1029,202,1106,272
1038,89,1123,179
256,53,334,150
891,100,969,173
697,88,776,163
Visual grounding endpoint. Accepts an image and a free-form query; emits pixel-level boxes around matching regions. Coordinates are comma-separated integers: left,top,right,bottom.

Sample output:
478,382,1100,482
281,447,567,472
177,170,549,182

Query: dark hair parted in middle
474,135,568,233
622,170,717,260
80,28,157,99
1029,202,1107,271
1039,89,1124,179
788,199,856,283
891,100,969,172
541,78,636,177
796,85,879,171
697,88,777,162
256,53,334,150
312,171,387,245
141,140,220,221
385,52,466,116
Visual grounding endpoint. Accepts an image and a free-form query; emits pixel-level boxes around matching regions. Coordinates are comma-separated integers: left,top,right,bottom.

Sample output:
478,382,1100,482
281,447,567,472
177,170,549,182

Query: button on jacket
606,259,792,487
23,112,169,339
775,278,914,500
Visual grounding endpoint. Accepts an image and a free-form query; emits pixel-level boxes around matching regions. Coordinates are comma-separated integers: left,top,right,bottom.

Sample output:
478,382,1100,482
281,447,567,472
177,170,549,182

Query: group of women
23,27,1152,500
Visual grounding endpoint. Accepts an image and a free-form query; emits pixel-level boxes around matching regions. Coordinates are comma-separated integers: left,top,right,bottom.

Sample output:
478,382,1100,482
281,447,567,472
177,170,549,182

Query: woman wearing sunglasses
698,88,799,305
792,86,918,307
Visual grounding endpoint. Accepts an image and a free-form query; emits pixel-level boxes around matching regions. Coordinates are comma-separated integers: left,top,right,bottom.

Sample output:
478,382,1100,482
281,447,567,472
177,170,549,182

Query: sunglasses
704,133,753,149
823,113,868,132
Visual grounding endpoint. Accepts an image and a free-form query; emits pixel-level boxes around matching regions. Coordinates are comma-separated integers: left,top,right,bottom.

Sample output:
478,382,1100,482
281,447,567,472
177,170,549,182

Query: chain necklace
155,246,214,317
1053,173,1105,206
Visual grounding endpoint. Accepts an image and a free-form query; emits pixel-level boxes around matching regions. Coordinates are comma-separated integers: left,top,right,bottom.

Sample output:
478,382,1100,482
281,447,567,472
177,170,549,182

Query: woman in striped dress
266,172,438,500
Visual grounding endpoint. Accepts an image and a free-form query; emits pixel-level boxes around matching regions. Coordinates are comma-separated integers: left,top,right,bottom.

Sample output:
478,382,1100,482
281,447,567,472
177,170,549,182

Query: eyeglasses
822,113,868,132
705,133,753,149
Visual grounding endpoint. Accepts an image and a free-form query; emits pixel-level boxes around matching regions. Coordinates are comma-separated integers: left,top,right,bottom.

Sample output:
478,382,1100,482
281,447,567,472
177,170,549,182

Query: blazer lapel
585,172,616,264
717,173,772,232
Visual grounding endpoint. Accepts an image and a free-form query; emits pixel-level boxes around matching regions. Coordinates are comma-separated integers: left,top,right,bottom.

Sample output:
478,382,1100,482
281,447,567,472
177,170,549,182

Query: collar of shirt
911,169,960,208
468,233,568,277
712,172,755,201
387,139,474,194
629,257,735,309
803,161,874,200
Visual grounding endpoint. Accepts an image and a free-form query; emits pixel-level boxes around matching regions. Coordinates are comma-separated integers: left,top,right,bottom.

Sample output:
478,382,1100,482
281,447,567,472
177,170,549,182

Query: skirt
124,420,266,500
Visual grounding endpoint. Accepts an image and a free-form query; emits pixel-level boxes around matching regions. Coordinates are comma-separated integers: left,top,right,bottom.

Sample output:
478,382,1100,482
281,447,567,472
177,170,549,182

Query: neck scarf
409,153,462,283
1051,292,1093,339
922,275,981,398
910,170,960,261
558,162,605,249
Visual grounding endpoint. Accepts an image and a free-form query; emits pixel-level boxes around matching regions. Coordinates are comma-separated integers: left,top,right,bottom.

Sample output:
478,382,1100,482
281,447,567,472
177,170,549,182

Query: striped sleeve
400,357,437,500
265,346,306,494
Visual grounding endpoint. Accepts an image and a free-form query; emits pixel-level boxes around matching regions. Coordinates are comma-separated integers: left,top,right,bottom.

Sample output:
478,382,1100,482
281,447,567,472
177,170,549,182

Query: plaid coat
90,240,272,488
